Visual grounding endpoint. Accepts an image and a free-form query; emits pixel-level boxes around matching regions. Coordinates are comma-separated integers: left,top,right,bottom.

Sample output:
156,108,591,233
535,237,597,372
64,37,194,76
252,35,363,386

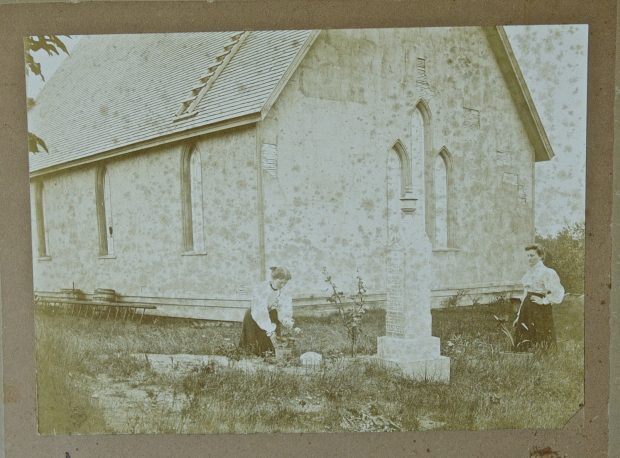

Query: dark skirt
514,292,556,351
238,308,281,356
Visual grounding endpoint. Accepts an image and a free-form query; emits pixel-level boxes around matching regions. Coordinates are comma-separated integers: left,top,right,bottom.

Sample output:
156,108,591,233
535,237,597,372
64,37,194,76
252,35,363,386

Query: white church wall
260,27,536,303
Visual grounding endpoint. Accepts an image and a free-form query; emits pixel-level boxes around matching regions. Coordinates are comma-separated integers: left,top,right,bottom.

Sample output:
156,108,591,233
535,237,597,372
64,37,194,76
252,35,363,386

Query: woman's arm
250,285,277,334
542,268,565,304
514,292,526,326
514,274,529,325
277,293,294,329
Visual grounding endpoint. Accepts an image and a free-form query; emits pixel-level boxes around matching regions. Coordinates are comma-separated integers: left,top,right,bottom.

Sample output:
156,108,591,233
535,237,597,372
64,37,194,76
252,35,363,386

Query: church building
28,27,554,320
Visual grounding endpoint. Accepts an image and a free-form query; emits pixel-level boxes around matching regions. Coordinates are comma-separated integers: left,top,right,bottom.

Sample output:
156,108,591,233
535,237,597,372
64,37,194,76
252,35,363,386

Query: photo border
0,1,614,456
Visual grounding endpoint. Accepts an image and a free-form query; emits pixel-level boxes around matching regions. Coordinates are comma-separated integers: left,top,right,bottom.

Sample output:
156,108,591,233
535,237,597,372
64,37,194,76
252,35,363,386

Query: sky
26,26,588,236
26,36,80,97
505,25,588,236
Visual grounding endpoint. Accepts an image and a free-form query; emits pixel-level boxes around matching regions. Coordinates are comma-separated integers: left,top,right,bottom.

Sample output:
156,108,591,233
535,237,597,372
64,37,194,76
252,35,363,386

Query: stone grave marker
377,194,450,382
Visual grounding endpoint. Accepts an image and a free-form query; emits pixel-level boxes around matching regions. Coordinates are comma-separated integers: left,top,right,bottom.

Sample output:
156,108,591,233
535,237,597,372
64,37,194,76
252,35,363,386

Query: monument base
377,336,450,382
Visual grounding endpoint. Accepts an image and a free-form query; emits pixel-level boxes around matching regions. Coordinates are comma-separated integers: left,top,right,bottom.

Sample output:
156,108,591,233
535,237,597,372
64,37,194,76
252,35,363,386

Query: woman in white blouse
513,244,565,351
238,266,296,356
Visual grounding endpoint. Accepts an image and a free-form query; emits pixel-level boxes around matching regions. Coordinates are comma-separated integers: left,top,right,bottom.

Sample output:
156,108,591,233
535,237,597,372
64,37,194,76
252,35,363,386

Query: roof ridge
173,31,250,122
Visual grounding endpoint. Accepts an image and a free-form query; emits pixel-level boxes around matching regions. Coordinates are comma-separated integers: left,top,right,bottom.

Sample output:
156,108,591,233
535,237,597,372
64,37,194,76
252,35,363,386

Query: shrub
322,268,368,356
536,222,585,294
441,289,467,308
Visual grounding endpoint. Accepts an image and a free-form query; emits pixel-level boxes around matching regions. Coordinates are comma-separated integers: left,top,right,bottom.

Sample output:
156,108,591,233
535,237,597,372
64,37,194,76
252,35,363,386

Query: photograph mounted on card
25,24,586,434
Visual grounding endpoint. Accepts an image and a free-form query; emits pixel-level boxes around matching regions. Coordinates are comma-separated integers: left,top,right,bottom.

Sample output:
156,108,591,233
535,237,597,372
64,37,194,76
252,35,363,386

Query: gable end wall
261,27,536,304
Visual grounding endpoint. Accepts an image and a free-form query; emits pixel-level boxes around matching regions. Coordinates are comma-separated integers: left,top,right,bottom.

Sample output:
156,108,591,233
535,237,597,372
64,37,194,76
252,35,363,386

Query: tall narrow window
412,100,432,240
34,181,49,258
386,149,402,244
434,154,448,248
190,149,205,252
411,109,425,182
386,141,411,245
96,166,114,256
181,145,206,253
432,147,454,249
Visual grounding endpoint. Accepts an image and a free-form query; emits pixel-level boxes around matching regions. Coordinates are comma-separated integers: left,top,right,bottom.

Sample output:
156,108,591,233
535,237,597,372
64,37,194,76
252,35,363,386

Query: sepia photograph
25,25,586,435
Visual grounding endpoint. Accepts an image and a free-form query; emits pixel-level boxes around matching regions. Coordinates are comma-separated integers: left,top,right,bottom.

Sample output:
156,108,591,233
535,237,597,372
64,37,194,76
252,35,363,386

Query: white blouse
520,261,565,305
250,280,294,334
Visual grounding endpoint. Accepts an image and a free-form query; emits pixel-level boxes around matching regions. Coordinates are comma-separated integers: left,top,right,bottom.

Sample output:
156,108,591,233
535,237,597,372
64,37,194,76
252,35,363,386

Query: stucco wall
31,126,260,310
260,27,536,301
31,27,540,317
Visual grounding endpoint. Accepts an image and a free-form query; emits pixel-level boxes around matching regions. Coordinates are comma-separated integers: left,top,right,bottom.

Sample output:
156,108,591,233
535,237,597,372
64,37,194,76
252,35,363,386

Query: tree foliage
28,132,49,154
25,36,69,81
536,222,585,294
25,35,70,153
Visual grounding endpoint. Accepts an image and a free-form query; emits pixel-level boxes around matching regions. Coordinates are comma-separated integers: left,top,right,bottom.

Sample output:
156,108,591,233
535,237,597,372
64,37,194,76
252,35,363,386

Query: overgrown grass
35,320,110,434
34,295,584,434
294,308,385,356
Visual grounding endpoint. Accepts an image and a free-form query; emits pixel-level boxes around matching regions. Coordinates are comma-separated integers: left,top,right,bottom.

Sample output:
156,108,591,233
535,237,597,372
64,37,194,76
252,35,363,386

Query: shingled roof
28,30,318,174
28,27,552,175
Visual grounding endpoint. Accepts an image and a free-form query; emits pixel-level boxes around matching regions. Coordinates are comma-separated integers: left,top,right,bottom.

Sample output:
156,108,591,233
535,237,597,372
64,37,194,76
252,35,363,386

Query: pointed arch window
386,149,403,242
412,100,432,239
181,145,206,254
386,141,411,244
434,153,448,247
96,166,115,256
433,147,454,249
34,180,50,258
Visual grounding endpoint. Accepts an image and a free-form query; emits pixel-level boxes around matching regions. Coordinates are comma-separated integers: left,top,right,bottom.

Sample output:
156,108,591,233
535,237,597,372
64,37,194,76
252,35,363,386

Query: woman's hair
525,243,545,259
269,266,292,281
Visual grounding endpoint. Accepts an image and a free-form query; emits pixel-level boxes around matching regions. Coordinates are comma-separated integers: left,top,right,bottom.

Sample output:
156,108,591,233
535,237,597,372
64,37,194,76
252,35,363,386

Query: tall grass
35,316,110,433
34,294,583,434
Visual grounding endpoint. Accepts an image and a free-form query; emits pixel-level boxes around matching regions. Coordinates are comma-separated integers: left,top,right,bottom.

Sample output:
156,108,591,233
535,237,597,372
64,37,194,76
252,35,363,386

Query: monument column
377,194,450,382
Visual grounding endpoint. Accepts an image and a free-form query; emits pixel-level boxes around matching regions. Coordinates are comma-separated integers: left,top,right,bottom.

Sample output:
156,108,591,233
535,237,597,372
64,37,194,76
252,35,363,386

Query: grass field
35,294,583,434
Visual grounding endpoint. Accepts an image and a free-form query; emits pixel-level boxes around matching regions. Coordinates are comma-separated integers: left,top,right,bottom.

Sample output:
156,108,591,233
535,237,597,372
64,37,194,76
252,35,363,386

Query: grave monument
377,193,451,382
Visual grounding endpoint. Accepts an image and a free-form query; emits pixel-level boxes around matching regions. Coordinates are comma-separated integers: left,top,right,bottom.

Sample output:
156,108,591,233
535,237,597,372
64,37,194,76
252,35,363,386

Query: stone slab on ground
137,353,323,376
136,352,453,382
300,351,323,367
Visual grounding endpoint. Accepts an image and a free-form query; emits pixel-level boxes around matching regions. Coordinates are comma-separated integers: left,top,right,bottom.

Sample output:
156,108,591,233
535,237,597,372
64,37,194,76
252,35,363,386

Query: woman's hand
281,318,294,329
530,295,545,305
268,332,278,345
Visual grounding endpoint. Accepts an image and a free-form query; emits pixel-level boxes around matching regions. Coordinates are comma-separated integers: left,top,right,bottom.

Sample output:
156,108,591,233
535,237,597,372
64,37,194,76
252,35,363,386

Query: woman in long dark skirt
239,266,297,356
513,244,565,351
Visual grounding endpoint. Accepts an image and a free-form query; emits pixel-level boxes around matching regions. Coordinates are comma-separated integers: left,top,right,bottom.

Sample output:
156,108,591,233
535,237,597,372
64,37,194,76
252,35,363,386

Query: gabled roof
28,27,553,176
28,30,318,174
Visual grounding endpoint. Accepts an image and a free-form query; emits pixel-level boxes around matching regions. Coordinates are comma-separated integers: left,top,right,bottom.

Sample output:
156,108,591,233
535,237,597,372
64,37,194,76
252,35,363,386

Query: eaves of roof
484,26,555,162
30,113,264,179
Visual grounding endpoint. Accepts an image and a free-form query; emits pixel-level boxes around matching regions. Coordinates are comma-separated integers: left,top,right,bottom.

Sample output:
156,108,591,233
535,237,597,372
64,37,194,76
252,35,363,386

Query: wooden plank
36,298,156,309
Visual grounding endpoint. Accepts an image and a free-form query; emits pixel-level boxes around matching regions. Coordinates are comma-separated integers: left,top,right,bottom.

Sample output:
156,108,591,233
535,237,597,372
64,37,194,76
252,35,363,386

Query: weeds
180,362,217,408
107,353,154,379
492,314,530,351
441,289,467,308
322,268,369,355
35,317,110,434
34,294,583,434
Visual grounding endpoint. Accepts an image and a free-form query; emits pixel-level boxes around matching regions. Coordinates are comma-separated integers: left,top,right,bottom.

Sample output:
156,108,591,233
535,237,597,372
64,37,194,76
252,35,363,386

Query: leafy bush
536,222,584,294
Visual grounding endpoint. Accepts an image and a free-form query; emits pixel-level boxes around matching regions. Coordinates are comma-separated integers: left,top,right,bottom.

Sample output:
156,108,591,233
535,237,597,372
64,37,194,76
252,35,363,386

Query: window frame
433,146,456,250
34,180,50,259
180,144,207,255
96,165,115,258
